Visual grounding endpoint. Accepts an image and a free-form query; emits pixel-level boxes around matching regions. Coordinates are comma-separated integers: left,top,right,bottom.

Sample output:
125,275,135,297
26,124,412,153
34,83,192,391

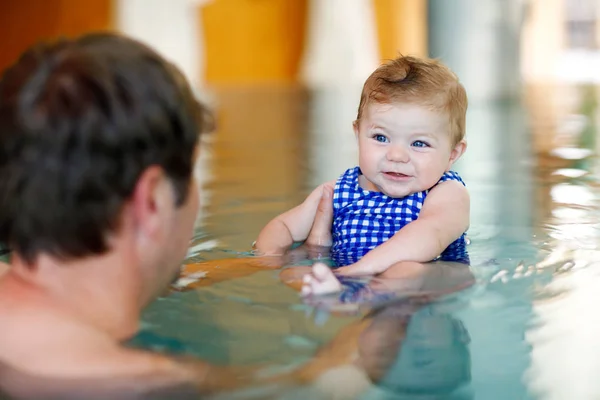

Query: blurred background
2,1,600,398
1,0,598,90
3,0,593,242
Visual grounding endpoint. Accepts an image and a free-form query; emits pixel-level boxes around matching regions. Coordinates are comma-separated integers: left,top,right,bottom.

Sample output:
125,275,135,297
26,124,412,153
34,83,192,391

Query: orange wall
200,0,427,84
201,0,308,84
0,0,112,73
374,0,428,60
0,0,427,84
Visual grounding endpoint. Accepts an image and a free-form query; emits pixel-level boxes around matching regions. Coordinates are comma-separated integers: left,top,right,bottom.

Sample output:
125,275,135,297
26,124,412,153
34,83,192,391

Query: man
0,32,341,399
0,32,211,399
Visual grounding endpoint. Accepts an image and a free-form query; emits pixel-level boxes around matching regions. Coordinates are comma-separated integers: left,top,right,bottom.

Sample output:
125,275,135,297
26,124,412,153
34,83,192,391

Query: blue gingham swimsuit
330,167,470,304
332,166,469,267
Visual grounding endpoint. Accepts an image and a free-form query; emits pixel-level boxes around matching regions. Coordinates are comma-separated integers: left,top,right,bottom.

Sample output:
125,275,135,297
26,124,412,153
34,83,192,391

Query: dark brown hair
0,33,213,264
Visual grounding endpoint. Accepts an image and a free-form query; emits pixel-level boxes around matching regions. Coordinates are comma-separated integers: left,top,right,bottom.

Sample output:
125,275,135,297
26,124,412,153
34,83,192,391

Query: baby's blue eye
374,134,389,143
412,140,429,148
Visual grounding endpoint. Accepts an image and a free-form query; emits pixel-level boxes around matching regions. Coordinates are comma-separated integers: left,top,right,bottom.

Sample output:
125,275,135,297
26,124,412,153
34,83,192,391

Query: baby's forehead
361,102,451,130
365,100,445,115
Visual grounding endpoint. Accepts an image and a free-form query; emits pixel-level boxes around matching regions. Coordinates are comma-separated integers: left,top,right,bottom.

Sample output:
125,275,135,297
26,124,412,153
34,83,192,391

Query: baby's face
354,102,464,198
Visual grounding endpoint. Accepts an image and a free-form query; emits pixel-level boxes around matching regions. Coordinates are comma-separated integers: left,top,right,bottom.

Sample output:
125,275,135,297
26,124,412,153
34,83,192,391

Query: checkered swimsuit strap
435,170,466,187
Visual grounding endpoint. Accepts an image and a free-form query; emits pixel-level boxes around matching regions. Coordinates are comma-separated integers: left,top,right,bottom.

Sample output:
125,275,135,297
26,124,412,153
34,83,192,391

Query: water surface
136,84,600,399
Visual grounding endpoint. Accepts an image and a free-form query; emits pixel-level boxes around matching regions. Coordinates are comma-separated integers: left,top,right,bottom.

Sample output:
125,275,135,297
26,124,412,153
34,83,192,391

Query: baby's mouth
384,172,410,178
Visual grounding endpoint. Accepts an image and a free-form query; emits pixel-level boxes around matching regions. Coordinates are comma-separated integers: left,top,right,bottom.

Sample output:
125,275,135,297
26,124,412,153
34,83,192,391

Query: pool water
133,84,600,399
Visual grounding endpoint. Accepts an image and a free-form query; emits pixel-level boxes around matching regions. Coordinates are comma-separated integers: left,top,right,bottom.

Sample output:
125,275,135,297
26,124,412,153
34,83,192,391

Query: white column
597,3,600,46
114,0,210,90
299,0,380,87
520,0,565,84
428,0,524,101
300,0,380,188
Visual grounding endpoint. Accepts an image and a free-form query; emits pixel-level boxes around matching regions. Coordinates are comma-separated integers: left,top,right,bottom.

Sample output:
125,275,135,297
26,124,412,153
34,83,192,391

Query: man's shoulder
0,363,201,400
0,350,202,400
0,306,196,397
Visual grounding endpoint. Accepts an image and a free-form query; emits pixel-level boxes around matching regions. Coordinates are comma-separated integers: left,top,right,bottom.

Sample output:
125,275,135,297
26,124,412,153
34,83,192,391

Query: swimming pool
133,84,600,399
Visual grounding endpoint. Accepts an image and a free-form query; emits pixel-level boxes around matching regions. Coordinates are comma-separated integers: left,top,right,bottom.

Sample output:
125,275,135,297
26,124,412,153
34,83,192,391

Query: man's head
0,33,212,297
353,56,468,197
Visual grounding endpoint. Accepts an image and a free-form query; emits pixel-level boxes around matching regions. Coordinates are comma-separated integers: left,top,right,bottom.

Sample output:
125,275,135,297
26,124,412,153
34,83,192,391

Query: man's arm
336,181,470,276
254,182,335,255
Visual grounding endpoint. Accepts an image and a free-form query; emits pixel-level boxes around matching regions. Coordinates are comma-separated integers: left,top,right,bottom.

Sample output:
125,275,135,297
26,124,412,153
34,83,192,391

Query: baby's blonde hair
357,55,468,145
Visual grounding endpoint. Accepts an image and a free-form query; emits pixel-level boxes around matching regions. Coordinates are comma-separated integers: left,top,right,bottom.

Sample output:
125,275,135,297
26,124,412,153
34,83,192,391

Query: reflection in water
286,296,473,400
135,82,600,399
190,86,311,256
526,84,600,400
359,300,472,399
449,97,536,400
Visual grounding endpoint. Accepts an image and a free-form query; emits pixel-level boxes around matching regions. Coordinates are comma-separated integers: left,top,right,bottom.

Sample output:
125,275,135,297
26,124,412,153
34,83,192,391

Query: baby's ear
447,140,467,170
353,120,360,139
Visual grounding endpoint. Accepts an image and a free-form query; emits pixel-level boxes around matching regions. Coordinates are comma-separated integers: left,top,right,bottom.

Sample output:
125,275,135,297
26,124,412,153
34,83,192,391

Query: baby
255,55,470,296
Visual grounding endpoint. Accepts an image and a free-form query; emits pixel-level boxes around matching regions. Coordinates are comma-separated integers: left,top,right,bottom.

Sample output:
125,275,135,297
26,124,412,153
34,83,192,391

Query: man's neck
3,248,142,341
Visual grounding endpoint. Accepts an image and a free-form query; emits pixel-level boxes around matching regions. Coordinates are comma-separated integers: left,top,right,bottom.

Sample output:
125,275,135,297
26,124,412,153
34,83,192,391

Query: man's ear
131,166,171,239
447,139,467,170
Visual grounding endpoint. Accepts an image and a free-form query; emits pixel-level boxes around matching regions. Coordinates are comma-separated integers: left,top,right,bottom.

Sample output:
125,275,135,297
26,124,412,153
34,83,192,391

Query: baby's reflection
357,299,471,398
292,279,473,399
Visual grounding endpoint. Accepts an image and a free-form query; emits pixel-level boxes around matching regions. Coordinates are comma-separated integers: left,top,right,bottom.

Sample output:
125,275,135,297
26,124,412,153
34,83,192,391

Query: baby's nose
386,145,410,162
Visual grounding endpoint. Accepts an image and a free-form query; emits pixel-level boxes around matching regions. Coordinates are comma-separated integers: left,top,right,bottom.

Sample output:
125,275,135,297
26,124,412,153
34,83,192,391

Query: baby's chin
379,180,435,198
366,184,414,199
361,176,427,198
379,186,420,199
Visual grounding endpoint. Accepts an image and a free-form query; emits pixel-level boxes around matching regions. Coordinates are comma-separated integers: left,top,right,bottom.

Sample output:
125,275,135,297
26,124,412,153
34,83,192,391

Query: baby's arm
254,181,335,255
337,180,470,276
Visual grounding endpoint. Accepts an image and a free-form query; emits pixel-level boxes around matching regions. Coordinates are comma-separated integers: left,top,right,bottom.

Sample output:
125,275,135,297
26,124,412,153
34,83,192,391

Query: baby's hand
305,183,334,248
300,262,342,297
